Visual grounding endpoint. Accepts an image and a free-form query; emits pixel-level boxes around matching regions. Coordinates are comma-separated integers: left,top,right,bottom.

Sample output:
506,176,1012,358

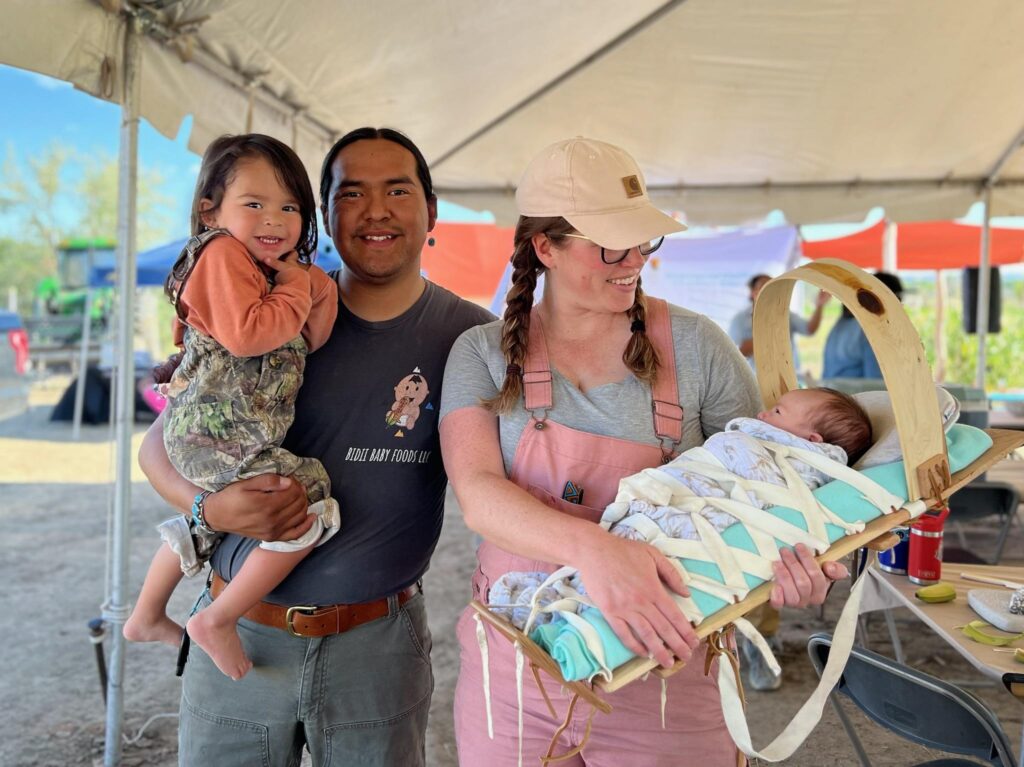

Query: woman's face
543,235,649,315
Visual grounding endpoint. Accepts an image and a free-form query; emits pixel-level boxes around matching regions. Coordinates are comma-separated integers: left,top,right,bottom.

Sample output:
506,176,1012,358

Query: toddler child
123,134,340,680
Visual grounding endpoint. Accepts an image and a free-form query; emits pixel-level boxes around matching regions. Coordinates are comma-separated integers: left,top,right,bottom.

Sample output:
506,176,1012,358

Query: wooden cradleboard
471,258,1024,702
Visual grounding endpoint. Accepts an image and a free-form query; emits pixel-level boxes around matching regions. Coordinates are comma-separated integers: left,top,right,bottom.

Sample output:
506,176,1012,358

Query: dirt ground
2,377,1023,766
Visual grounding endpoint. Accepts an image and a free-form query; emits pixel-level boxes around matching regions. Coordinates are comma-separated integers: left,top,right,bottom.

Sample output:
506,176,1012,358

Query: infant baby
490,387,872,630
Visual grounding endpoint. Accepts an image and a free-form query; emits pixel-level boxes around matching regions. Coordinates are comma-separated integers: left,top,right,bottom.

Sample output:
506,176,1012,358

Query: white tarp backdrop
489,226,801,331
5,0,1024,225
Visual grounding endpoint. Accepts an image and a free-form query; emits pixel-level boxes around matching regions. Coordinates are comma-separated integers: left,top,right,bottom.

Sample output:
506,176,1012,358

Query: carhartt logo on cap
622,175,643,198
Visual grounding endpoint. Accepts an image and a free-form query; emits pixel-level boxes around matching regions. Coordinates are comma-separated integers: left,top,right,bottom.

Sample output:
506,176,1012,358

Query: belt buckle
285,605,319,637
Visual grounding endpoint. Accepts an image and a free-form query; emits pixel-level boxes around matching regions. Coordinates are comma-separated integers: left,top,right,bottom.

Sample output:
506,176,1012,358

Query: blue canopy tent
67,238,343,436
88,237,344,287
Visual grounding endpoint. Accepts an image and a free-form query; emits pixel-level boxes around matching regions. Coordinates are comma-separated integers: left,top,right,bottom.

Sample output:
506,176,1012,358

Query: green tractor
33,238,115,343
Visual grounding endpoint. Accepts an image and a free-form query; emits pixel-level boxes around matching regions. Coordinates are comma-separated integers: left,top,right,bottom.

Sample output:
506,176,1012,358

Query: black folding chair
807,632,1016,767
945,480,1019,565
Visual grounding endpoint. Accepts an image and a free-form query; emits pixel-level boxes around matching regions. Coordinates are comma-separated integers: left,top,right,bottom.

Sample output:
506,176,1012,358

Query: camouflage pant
164,326,331,505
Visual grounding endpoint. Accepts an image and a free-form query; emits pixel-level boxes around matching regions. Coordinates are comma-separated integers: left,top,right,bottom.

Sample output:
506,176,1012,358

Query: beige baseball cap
515,137,686,250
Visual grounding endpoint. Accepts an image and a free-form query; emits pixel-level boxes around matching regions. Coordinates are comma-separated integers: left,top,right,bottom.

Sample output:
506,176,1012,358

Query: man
823,271,904,379
729,272,829,373
139,127,493,766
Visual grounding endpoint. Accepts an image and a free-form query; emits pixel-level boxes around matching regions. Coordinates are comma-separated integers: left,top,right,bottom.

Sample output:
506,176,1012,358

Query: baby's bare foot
186,610,253,680
123,611,183,647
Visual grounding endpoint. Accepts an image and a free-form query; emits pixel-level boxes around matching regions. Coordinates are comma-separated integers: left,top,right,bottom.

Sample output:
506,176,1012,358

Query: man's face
322,139,437,285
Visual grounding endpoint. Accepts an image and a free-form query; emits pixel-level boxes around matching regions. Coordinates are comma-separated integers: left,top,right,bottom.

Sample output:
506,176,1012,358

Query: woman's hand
203,474,314,541
576,533,700,669
769,543,848,609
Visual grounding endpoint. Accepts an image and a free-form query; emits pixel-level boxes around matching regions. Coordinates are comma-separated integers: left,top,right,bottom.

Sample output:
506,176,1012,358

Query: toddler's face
202,156,303,261
757,389,828,443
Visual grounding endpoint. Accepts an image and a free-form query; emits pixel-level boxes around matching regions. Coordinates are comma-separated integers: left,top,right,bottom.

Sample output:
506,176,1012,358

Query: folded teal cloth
531,608,633,682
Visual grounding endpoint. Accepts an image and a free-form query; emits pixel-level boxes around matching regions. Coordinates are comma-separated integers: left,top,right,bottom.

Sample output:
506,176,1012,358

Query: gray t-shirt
728,305,809,371
212,279,494,604
440,304,762,474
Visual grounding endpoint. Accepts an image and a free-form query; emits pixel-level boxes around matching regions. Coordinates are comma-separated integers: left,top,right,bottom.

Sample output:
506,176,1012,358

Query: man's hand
203,474,314,541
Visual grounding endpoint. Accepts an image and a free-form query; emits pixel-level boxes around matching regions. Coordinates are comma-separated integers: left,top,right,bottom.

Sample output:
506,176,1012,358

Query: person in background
729,272,829,372
822,271,904,379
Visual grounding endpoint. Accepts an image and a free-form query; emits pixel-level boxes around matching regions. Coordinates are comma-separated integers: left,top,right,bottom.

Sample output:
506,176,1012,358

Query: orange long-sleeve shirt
172,236,338,357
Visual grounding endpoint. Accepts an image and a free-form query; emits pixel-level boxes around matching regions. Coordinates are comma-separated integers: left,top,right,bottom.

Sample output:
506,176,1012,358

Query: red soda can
908,506,950,585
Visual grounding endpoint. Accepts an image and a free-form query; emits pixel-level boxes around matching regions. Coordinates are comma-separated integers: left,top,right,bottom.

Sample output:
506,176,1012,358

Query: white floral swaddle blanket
492,417,846,630
609,417,847,544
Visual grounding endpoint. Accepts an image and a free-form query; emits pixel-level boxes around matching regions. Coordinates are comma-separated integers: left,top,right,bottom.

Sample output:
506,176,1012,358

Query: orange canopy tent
801,220,1024,269
420,221,513,305
801,221,888,269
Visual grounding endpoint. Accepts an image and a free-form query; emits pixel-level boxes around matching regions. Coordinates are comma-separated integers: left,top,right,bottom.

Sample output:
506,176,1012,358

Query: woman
439,138,848,766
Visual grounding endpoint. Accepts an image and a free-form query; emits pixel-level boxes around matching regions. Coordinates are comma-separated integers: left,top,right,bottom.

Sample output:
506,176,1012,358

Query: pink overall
454,299,740,767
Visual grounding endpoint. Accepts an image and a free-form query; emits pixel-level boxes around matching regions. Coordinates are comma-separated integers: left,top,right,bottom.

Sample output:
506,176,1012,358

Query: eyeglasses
562,233,665,264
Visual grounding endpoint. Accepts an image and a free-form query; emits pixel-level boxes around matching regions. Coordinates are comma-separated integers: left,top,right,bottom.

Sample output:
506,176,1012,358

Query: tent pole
934,270,946,382
882,220,897,272
71,288,94,439
103,13,141,767
974,187,992,391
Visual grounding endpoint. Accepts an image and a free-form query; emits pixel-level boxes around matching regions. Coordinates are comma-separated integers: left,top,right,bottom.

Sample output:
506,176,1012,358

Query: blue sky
0,63,490,244
1,64,198,239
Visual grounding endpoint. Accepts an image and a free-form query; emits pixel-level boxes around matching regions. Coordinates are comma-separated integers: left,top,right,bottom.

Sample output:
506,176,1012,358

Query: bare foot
186,609,253,680
123,611,183,647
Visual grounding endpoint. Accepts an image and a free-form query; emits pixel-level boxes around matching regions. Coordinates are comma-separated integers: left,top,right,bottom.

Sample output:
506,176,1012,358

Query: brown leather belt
210,573,420,638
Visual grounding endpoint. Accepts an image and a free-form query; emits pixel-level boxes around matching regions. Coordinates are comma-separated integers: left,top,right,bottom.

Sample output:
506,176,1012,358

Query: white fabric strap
473,613,494,740
524,565,580,634
733,617,781,676
721,569,869,761
660,677,668,730
514,641,525,767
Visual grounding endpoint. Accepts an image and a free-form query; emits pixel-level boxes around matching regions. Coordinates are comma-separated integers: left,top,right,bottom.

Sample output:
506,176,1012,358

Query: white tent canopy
7,0,1024,225
5,3,1024,764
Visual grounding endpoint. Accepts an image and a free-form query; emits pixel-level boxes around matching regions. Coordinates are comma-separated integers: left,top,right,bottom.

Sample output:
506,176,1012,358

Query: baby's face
757,389,829,442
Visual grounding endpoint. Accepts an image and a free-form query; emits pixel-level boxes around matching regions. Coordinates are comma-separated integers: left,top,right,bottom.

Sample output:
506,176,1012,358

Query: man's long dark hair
319,127,435,214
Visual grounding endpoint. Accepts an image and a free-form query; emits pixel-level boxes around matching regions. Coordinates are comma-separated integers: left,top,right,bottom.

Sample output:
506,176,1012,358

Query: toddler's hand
260,250,309,273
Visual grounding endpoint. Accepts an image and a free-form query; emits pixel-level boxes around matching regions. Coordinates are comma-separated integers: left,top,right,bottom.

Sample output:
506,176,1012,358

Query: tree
0,141,71,262
0,141,179,313
76,149,174,249
0,238,51,314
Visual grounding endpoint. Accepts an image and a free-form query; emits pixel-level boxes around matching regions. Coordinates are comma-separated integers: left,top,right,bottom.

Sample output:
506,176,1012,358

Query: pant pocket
399,594,433,664
178,699,272,767
322,698,429,767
